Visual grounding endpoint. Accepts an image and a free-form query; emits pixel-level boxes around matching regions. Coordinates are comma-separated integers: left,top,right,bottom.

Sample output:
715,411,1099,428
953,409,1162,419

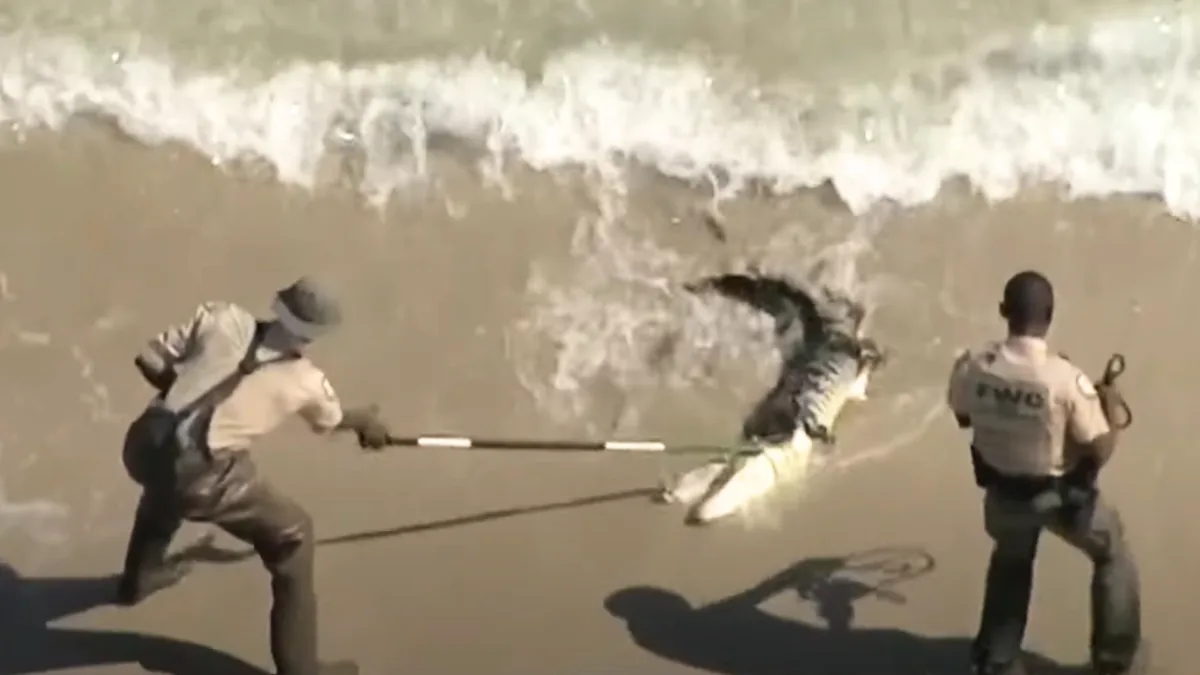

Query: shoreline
0,129,1196,673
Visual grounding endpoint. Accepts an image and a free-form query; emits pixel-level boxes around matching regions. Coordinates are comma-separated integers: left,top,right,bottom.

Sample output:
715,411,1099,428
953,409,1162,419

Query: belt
970,446,1058,497
973,450,1097,511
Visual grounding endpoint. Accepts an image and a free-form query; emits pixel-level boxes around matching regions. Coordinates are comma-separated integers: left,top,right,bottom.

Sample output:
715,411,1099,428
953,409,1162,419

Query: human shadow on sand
606,546,1083,675
0,562,268,674
181,487,659,565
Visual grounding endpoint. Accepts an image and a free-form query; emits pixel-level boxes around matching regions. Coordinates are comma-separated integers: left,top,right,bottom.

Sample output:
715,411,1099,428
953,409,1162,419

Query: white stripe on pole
603,441,667,452
417,437,473,448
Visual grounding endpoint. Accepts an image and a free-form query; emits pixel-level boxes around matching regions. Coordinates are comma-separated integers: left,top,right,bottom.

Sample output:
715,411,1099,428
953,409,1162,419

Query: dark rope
1100,353,1133,430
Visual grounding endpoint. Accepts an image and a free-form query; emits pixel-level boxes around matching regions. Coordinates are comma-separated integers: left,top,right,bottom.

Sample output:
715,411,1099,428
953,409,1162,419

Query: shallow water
0,0,1161,73
0,0,1191,516
0,1,1198,668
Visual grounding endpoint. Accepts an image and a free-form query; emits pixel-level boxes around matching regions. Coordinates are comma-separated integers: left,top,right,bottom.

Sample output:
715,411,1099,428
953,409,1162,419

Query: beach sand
1,128,1197,674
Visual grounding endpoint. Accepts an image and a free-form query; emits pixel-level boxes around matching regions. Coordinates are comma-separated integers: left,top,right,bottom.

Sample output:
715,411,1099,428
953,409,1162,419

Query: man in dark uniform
117,278,392,675
947,271,1142,675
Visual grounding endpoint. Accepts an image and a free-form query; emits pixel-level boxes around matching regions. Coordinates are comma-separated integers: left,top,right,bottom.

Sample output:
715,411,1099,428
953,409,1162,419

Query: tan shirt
946,336,1109,477
138,302,344,450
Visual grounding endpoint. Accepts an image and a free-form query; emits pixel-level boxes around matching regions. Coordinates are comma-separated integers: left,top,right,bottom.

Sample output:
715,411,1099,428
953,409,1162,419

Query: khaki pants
119,411,320,675
972,488,1141,673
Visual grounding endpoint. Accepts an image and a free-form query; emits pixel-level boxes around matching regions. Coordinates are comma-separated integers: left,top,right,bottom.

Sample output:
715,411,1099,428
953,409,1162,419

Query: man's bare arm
1082,386,1125,466
135,354,177,392
299,372,391,449
947,350,973,429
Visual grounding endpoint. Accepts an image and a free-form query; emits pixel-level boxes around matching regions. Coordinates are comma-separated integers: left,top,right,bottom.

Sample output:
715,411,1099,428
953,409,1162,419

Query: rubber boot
116,558,192,605
1093,642,1151,675
972,661,1027,675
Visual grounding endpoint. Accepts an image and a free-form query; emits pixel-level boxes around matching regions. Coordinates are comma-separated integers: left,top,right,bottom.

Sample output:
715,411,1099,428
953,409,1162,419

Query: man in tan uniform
947,271,1141,675
116,277,391,675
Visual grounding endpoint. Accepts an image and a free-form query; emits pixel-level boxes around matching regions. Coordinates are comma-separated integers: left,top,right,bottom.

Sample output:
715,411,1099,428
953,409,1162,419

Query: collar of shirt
1003,335,1048,359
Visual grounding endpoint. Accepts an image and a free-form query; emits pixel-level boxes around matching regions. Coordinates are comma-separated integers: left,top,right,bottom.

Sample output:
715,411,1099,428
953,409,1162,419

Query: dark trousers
972,488,1141,673
120,416,319,675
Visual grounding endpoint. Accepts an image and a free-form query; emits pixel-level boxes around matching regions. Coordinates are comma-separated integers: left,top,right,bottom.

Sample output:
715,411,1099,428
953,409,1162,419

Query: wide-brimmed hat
271,276,343,341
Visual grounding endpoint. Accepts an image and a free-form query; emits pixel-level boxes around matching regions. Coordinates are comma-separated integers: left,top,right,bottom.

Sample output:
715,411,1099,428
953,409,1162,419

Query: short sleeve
143,302,222,363
1064,366,1110,444
298,368,345,432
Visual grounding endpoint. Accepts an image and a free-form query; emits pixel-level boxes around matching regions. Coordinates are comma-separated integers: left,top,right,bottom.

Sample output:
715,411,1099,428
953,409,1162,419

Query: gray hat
272,276,342,340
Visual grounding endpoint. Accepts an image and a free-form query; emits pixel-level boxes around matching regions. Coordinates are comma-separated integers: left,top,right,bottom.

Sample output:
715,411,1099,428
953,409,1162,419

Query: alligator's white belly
690,430,816,523
658,367,873,524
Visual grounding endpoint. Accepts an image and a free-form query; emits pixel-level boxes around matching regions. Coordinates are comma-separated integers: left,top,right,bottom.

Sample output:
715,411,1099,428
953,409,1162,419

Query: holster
1058,456,1100,514
972,446,1099,517
1062,455,1100,492
970,446,1003,489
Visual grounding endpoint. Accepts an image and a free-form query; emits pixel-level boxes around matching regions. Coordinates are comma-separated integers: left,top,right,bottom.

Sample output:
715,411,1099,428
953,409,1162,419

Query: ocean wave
0,7,1197,215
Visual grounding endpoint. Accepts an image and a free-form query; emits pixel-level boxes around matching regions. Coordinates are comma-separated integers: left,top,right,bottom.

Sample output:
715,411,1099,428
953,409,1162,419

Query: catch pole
383,435,758,456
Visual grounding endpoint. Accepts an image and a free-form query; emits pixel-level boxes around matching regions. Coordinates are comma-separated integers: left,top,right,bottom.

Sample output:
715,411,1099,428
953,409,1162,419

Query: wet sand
0,129,1197,674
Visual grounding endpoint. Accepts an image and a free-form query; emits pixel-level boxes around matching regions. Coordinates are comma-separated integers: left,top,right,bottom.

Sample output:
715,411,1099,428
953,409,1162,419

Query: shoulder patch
1075,372,1098,398
1058,351,1071,362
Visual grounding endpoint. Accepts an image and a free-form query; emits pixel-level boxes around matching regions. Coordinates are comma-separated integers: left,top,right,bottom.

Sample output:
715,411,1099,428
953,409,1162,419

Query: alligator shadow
606,546,1084,675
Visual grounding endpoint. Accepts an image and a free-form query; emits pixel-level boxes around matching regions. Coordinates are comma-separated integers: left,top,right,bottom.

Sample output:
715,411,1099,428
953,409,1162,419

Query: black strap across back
174,321,299,421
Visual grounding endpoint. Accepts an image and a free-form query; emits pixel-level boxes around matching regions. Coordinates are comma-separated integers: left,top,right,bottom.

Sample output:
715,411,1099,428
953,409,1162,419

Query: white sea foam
0,7,1195,427
0,7,1197,214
